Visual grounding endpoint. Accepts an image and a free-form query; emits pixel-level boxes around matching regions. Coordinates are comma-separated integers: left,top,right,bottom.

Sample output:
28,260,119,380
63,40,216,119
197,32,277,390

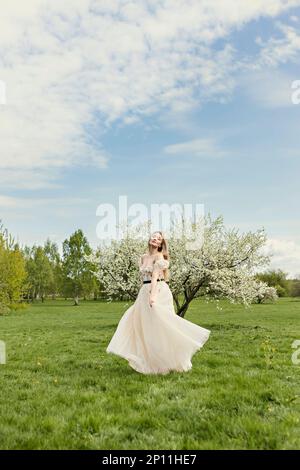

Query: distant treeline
1,222,102,314
0,221,299,314
255,270,300,298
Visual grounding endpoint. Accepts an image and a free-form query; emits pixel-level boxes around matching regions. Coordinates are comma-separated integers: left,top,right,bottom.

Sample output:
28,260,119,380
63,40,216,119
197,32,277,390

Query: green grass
0,297,300,450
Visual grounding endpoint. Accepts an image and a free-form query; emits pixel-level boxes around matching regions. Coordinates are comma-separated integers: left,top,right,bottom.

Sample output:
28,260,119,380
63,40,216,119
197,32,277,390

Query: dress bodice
139,257,169,282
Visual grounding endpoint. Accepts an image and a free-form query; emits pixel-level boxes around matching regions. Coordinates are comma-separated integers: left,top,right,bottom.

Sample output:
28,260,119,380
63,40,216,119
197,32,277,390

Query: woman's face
149,232,163,249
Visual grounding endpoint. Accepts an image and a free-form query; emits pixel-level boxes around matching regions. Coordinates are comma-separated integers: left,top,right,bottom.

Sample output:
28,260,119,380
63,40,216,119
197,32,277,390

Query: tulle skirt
106,281,210,375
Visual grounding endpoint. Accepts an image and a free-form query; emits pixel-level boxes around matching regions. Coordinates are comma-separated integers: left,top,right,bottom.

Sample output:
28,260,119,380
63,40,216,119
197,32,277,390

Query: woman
106,231,210,375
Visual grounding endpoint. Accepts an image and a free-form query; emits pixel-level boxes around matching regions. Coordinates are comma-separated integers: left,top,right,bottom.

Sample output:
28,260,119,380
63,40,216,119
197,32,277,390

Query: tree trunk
74,296,79,306
176,302,190,318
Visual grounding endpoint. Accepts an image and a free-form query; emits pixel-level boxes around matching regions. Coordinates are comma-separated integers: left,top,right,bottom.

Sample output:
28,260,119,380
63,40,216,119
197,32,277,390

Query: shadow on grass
205,323,270,331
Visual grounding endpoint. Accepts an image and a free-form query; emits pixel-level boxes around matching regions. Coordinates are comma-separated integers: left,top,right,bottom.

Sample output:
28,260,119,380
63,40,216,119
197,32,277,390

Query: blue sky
0,0,300,276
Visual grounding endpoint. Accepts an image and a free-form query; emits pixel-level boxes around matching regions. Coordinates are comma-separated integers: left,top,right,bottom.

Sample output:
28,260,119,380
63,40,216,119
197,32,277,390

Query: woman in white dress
106,231,210,375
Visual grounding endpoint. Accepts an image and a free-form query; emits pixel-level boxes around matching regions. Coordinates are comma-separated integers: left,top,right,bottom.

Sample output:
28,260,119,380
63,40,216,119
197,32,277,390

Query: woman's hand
149,294,156,307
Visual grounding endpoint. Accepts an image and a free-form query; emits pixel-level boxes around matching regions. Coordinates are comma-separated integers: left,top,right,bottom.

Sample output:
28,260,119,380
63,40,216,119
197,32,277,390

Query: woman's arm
149,255,163,307
149,269,159,307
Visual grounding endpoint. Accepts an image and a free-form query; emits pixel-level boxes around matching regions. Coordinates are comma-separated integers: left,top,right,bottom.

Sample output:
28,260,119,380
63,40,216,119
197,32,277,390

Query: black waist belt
143,279,168,284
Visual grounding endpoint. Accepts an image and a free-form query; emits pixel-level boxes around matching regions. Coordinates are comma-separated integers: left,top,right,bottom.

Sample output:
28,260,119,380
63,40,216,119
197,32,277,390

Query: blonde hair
147,231,170,282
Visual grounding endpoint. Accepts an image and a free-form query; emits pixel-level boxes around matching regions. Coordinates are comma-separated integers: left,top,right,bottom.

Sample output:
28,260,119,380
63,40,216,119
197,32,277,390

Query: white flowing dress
106,257,210,375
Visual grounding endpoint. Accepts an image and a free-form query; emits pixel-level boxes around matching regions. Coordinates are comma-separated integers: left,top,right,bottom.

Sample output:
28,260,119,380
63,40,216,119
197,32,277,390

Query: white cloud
0,168,64,190
239,68,297,108
164,138,227,158
224,18,300,108
0,194,91,209
1,0,300,189
263,237,300,278
256,22,300,67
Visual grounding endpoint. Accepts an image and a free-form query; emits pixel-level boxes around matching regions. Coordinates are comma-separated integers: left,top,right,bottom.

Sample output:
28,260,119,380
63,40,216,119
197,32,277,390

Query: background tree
0,222,27,314
24,246,54,302
289,275,300,297
250,280,278,304
44,239,63,300
62,229,95,305
3,244,27,304
254,269,290,297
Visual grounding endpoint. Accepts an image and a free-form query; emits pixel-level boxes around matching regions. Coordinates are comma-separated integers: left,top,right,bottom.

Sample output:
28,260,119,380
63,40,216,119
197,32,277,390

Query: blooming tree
249,280,278,304
87,215,275,317
87,222,149,302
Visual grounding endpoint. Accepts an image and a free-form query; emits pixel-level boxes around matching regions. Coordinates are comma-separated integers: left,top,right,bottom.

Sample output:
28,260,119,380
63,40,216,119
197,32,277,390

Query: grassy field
0,297,299,450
